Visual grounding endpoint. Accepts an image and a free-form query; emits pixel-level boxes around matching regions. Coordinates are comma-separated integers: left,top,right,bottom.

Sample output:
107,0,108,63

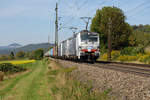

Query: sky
0,0,150,46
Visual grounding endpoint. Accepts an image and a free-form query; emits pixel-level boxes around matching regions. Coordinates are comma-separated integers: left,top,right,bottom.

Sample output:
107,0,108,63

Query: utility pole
48,35,49,44
107,18,112,62
80,17,91,30
55,3,58,56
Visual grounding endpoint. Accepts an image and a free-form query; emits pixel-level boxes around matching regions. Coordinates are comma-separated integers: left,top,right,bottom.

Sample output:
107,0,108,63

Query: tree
28,49,44,60
28,51,35,60
34,49,44,60
129,30,150,47
90,6,133,50
16,51,25,58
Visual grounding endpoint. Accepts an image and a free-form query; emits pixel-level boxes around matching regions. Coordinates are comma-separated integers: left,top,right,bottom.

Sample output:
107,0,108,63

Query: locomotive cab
78,30,100,62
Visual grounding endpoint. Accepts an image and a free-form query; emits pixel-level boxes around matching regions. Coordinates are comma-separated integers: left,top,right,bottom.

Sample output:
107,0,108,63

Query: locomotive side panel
62,40,68,58
58,43,62,57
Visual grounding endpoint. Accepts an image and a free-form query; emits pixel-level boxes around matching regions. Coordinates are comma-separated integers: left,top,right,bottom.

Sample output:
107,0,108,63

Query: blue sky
0,0,150,46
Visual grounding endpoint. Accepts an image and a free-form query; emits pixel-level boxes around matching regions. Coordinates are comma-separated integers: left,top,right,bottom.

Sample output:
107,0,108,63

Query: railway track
93,62,150,77
56,58,150,77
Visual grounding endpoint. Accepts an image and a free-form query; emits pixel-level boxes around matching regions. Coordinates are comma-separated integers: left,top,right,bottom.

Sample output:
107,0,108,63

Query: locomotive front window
81,32,98,42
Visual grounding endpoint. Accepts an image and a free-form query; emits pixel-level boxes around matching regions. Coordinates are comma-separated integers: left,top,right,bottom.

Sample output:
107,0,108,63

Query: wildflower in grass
0,60,35,65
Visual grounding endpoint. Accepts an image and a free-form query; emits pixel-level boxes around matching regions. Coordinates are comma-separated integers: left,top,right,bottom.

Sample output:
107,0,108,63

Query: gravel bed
58,60,150,100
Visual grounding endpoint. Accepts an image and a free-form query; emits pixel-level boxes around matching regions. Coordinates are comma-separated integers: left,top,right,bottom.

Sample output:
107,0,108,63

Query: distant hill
8,43,22,47
0,43,22,50
0,43,54,55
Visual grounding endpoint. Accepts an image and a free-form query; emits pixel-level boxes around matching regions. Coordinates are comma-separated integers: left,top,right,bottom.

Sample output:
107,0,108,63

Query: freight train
45,30,100,62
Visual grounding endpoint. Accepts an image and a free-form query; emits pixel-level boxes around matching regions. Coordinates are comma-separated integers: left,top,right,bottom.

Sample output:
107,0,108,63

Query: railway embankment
59,60,150,100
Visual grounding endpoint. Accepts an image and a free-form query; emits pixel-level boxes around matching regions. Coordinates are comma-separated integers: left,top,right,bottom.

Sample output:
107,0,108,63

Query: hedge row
0,63,26,74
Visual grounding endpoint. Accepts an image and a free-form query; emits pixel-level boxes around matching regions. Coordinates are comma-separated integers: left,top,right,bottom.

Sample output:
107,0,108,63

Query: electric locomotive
46,30,100,62
78,30,100,62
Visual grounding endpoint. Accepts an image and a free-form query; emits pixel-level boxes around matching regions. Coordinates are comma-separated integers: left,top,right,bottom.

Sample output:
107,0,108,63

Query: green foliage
59,80,111,100
28,51,35,59
117,55,137,62
91,6,133,49
120,47,144,56
138,53,150,64
129,30,150,47
48,69,60,76
51,85,60,94
0,63,26,74
48,76,56,83
28,49,44,60
34,49,44,60
16,51,25,58
111,50,120,60
145,46,150,53
46,59,112,100
100,50,120,61
62,67,77,74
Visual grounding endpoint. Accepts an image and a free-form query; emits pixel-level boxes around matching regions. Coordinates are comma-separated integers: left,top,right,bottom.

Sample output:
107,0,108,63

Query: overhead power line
60,0,90,30
59,0,109,32
127,0,150,18
80,17,92,30
69,27,78,34
126,0,149,14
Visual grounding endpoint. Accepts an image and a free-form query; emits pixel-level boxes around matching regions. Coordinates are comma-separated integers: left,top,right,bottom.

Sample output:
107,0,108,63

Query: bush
34,49,44,60
120,47,144,56
111,50,120,60
100,50,120,61
117,55,137,62
28,49,44,60
16,51,25,58
138,53,150,64
0,63,26,74
144,46,150,54
100,53,108,61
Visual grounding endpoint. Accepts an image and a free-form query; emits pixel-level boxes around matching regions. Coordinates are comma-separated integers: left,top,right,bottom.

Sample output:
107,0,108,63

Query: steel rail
56,58,150,77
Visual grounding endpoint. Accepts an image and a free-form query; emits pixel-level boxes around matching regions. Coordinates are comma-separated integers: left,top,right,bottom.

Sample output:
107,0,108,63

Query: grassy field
47,60,111,100
0,60,52,100
0,59,110,100
0,60,35,65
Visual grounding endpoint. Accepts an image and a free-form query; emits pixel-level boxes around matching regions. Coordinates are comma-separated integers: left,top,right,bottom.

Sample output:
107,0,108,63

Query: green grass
48,61,111,100
0,60,52,100
0,59,112,100
48,69,60,76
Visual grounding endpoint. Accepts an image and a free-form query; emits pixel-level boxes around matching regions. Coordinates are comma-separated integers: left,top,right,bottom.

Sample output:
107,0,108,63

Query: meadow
0,59,110,100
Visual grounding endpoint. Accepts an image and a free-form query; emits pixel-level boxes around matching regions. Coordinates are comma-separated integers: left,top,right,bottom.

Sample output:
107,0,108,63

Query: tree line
0,49,44,61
